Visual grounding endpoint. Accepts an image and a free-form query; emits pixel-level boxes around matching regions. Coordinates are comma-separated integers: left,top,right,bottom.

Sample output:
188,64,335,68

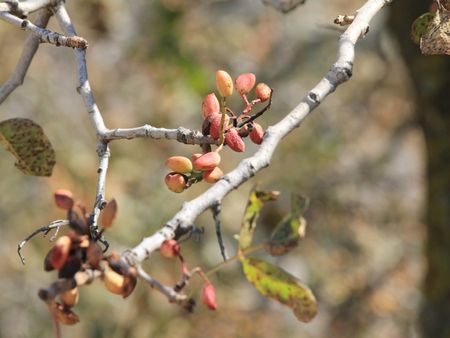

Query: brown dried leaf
101,198,117,228
420,8,450,55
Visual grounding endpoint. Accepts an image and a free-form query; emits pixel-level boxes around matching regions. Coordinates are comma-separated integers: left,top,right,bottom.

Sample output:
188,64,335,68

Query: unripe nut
193,152,221,171
255,83,271,102
60,287,79,307
202,282,217,310
209,113,230,140
50,235,72,270
160,239,180,258
54,189,74,210
164,173,186,193
203,167,224,183
202,93,220,118
235,73,256,95
216,70,233,97
225,128,245,152
165,156,193,173
249,122,264,145
103,267,126,295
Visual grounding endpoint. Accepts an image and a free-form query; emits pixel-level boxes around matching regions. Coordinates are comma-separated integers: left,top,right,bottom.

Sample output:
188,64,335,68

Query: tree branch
124,0,393,265
0,8,51,103
0,11,87,49
0,0,56,16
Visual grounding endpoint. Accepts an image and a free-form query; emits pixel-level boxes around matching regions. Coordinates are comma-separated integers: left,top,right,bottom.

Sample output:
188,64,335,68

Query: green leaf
420,8,450,55
0,118,55,176
266,194,309,256
241,256,317,322
411,12,435,45
238,188,279,250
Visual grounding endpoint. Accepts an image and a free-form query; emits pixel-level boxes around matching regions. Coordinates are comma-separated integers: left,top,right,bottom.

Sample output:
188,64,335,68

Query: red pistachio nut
201,282,217,310
235,73,256,95
50,235,72,270
209,113,230,140
202,93,220,118
203,166,224,183
164,173,186,193
216,70,233,97
160,239,181,258
225,128,245,152
193,152,221,171
249,122,264,145
255,83,271,102
54,189,74,210
165,156,193,173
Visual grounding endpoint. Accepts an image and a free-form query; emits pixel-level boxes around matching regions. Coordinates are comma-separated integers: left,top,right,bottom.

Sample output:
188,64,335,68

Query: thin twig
0,11,87,48
211,202,228,261
17,219,70,264
0,8,52,103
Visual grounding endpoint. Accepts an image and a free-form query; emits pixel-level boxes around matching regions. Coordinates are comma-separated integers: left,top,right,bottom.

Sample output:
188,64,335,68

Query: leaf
266,194,309,256
241,256,317,322
0,118,55,176
101,198,118,228
238,188,279,250
411,12,435,45
420,8,450,55
262,0,306,13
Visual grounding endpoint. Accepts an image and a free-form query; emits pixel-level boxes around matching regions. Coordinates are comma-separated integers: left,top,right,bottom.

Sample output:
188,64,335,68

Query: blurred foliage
0,1,426,338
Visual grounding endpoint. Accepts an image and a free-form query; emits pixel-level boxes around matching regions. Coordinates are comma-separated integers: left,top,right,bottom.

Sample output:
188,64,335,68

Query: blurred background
0,0,449,337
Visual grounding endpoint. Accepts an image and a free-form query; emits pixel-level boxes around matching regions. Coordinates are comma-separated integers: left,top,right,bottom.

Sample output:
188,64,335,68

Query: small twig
174,267,201,292
137,265,195,311
237,89,273,128
334,14,355,26
0,11,87,49
211,203,228,261
0,8,52,103
17,219,70,264
38,278,77,303
52,311,61,338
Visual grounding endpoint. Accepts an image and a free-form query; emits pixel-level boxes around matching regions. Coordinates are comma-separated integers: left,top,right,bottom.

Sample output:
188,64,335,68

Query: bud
103,267,126,295
50,235,72,270
225,128,245,152
216,70,233,97
209,113,230,140
255,83,271,102
202,93,220,118
203,167,224,183
235,73,256,95
249,122,264,145
201,282,217,310
54,189,74,210
165,156,193,173
164,173,186,193
60,287,79,308
160,239,180,258
193,152,221,171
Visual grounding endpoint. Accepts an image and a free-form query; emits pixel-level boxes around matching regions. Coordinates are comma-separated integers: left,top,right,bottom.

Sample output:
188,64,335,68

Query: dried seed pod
225,128,245,152
201,282,217,310
52,302,80,325
193,152,221,171
60,287,79,308
235,73,256,95
160,239,180,258
216,70,233,97
202,167,224,183
50,235,72,270
164,173,187,193
54,189,74,210
68,202,89,234
202,93,220,118
209,113,230,140
87,242,103,268
255,83,271,102
165,156,193,173
103,267,125,295
101,198,118,229
249,122,264,145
